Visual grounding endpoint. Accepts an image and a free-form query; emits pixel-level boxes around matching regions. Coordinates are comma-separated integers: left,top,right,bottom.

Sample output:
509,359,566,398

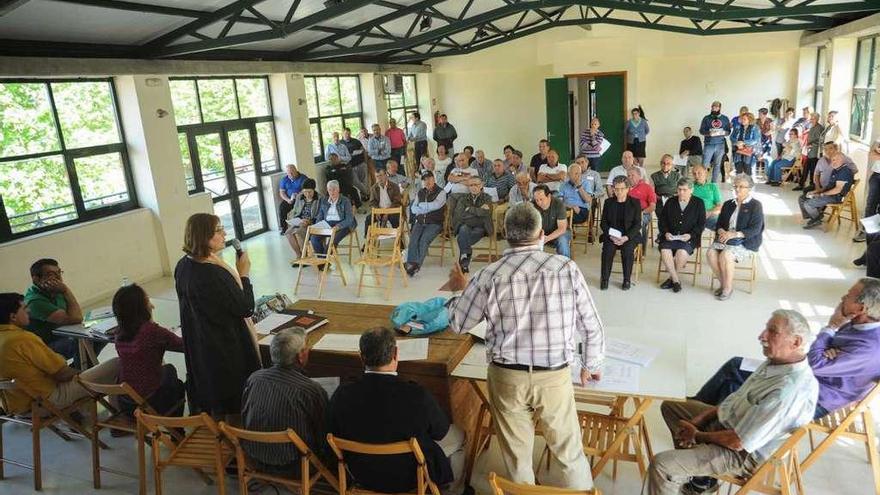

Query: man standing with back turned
445,202,605,490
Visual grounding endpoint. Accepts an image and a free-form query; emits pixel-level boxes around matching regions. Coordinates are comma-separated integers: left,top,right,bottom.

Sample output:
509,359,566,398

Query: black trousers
120,364,186,416
279,200,294,231
414,140,428,165
600,239,637,283
799,157,819,187
867,234,880,278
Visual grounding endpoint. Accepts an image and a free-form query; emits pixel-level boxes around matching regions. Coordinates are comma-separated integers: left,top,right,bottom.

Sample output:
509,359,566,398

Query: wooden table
294,299,475,418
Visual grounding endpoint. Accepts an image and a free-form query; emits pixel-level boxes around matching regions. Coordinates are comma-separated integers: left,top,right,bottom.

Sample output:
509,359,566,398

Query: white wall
0,209,165,304
428,25,802,164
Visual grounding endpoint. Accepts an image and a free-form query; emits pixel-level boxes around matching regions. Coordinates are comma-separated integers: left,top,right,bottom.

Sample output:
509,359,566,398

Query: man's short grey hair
732,173,754,189
568,164,582,175
270,327,307,367
326,180,340,191
857,278,880,319
515,172,531,183
772,309,812,353
677,178,693,189
628,167,642,178
505,202,541,244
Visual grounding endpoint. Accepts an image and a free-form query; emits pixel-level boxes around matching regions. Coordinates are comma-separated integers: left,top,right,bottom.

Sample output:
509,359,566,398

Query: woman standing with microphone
174,213,260,419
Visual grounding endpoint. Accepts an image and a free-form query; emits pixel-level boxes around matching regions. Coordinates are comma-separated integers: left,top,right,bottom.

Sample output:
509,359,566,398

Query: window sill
1,207,146,247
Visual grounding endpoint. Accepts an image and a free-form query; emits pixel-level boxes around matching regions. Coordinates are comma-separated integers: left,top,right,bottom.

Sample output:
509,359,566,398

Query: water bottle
121,276,130,287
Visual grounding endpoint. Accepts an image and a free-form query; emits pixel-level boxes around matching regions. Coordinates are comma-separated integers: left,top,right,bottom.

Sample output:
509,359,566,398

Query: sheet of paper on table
467,321,487,341
605,338,660,367
461,343,488,366
312,377,340,398
254,313,296,335
89,318,118,336
861,214,880,234
571,360,640,395
86,306,114,321
312,333,361,352
739,357,764,373
397,338,429,361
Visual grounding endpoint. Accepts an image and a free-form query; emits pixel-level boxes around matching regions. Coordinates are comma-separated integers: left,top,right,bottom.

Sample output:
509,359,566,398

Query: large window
170,76,278,241
304,75,364,162
813,47,826,114
385,75,419,129
851,36,878,142
0,79,136,241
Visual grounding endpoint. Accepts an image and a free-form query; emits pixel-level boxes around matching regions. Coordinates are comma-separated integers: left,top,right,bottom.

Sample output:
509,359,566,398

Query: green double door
545,74,625,172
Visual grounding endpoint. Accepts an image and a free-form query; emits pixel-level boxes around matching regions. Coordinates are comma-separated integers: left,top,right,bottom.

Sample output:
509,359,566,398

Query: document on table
608,227,623,239
599,138,612,157
861,214,880,234
467,321,487,341
254,313,296,335
572,360,640,394
739,357,764,373
461,343,488,366
397,338,429,361
605,338,660,367
86,305,114,321
312,377,340,398
89,318,118,336
312,333,361,352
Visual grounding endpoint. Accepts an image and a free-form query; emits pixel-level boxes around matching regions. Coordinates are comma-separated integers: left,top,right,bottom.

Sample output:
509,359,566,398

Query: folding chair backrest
371,206,403,218
0,379,15,414
488,471,601,495
136,410,221,445
326,434,436,495
220,424,310,453
76,377,151,412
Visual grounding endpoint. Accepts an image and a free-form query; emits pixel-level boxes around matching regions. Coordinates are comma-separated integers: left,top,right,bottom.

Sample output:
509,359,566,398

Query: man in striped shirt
446,202,605,490
241,327,329,473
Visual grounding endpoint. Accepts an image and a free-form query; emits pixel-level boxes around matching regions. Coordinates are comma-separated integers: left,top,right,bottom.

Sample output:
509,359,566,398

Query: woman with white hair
706,174,764,301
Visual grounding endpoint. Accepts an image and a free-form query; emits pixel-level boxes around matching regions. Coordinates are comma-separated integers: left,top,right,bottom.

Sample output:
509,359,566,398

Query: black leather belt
491,362,568,372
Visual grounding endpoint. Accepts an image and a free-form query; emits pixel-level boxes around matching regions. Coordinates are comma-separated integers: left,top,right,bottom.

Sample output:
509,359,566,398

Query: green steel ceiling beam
140,0,271,53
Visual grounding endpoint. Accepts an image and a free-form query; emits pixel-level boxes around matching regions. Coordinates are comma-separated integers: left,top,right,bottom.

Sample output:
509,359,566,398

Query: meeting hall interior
3,1,880,494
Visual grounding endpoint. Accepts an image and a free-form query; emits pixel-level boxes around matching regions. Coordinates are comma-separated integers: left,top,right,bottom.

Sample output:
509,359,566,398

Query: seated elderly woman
657,178,706,293
284,178,320,265
706,174,764,301
310,180,358,259
600,175,643,291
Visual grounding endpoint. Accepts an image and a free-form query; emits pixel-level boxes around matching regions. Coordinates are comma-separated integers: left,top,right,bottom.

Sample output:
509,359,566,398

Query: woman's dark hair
0,293,24,324
436,143,447,154
632,105,646,119
182,213,220,258
112,284,152,342
503,144,514,152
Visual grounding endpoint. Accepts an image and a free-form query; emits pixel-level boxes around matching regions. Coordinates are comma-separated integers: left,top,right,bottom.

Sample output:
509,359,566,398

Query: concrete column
269,73,316,177
417,72,439,152
116,75,199,274
795,46,820,112
360,73,389,130
826,38,857,135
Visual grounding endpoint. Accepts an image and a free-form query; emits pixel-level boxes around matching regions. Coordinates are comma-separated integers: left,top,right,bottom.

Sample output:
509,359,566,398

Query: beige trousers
438,424,466,495
487,365,592,490
49,357,119,409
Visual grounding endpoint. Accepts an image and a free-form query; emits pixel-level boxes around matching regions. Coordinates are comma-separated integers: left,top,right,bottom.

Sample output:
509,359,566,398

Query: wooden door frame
563,71,628,115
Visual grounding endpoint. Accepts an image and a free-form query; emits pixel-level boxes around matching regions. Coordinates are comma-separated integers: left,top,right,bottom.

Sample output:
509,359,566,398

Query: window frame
850,36,878,142
0,77,138,243
304,75,365,162
385,74,419,130
813,46,826,114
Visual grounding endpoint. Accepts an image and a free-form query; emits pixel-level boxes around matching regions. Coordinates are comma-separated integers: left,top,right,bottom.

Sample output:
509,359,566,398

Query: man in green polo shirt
23,258,100,366
691,164,723,231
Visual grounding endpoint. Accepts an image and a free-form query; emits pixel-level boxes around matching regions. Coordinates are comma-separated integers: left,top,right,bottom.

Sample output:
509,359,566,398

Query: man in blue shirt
279,164,308,233
699,101,732,183
325,132,351,164
799,152,854,229
407,111,429,164
559,159,598,224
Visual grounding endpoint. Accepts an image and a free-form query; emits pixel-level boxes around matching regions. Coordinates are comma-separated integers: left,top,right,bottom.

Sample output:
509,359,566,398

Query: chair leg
357,264,366,297
294,263,305,295
91,400,101,489
317,263,329,299
32,410,42,491
0,418,4,480
863,409,880,495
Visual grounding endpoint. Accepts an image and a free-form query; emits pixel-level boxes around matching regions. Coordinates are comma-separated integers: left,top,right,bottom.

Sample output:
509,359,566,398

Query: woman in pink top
387,118,407,170
113,284,185,416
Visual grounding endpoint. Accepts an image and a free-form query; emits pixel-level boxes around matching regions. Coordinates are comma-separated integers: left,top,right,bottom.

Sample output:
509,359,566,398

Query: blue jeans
694,357,828,420
549,231,572,258
407,222,442,266
799,194,839,221
734,154,756,176
703,141,726,183
456,224,487,257
309,221,351,255
767,158,793,182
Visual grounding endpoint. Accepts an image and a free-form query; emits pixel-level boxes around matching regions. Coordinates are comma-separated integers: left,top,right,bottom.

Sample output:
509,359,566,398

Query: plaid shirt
448,245,605,371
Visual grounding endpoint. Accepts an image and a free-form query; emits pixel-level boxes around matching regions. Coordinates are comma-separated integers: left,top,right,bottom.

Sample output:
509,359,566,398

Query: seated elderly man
508,150,529,176
0,292,119,418
327,327,465,494
310,180,357,259
536,150,568,193
407,172,447,277
484,159,516,202
278,163,308,233
242,327,329,474
605,150,648,197
386,159,412,191
445,153,479,195
799,152,855,229
419,156,445,188
451,178,494,273
627,167,657,251
810,142,857,194
25,258,105,367
533,185,571,258
326,152,362,209
509,172,535,205
648,309,818,495
363,169,403,237
650,154,682,206
559,161,598,225
695,278,880,423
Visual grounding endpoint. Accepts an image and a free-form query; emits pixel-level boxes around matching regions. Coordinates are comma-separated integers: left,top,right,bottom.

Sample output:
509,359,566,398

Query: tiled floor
1,182,877,494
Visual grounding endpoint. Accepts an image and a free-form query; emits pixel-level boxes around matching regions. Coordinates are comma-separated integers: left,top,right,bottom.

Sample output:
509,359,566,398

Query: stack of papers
254,313,295,335
572,360,640,394
605,338,660,367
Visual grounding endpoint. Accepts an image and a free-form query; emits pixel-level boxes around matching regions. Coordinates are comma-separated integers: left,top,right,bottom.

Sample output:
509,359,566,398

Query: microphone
231,238,244,258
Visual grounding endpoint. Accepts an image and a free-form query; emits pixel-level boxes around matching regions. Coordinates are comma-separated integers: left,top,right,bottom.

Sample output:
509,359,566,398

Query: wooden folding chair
453,203,499,265
571,208,592,255
357,224,408,299
341,229,362,264
780,155,803,185
135,410,234,495
219,423,338,495
824,178,860,232
0,379,103,490
488,471,601,494
801,382,880,494
326,433,441,495
367,206,405,256
610,244,644,282
656,241,703,286
75,377,187,493
710,249,758,294
716,426,808,495
423,209,452,267
295,225,348,299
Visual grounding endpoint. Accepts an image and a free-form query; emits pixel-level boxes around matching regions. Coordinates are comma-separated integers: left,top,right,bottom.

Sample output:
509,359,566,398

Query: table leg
464,379,491,484
590,397,653,479
81,340,99,369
